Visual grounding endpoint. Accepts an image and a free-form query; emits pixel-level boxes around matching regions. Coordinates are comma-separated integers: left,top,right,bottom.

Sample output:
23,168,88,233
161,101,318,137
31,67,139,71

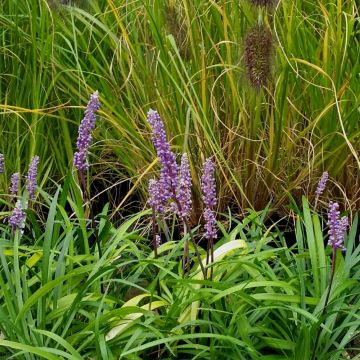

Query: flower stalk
201,157,217,280
73,91,103,292
151,207,162,296
311,201,348,358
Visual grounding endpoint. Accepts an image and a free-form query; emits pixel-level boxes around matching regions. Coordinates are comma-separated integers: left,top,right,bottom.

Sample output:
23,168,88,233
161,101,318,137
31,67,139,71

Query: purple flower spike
201,157,217,239
9,173,20,196
201,158,217,209
147,110,178,201
327,201,348,250
315,171,329,197
73,91,100,172
203,207,217,240
26,155,39,200
9,200,26,230
0,154,4,174
148,179,166,213
177,153,192,218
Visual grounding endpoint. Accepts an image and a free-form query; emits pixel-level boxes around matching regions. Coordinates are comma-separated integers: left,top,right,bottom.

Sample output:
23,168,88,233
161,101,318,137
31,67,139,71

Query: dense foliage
0,0,359,359
0,183,359,358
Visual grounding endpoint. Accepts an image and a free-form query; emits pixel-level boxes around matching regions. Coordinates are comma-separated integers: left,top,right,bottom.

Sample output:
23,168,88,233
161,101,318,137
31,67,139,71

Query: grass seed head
244,25,273,88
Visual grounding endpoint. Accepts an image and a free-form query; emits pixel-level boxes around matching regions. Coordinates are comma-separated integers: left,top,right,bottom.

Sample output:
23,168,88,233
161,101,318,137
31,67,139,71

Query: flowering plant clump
8,200,26,230
146,110,206,277
9,172,20,196
311,200,349,357
26,155,39,200
201,157,217,239
73,91,100,172
327,201,348,250
147,112,193,218
0,153,4,174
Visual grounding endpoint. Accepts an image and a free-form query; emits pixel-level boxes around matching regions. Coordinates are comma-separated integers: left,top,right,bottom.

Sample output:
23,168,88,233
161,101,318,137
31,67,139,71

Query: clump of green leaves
0,171,359,359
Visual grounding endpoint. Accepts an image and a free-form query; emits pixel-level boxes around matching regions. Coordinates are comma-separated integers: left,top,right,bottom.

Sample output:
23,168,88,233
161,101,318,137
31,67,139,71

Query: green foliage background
0,1,360,358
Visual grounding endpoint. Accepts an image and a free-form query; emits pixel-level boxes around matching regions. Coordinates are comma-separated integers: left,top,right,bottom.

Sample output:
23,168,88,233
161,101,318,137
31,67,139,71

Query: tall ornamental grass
0,0,359,213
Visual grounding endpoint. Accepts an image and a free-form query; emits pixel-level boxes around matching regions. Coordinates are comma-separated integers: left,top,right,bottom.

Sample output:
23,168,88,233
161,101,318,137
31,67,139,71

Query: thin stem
172,195,206,279
152,208,158,258
79,170,103,293
183,222,190,275
206,235,210,267
206,237,214,280
210,238,214,281
13,230,23,312
311,247,337,359
13,229,30,341
314,195,319,212
151,208,161,297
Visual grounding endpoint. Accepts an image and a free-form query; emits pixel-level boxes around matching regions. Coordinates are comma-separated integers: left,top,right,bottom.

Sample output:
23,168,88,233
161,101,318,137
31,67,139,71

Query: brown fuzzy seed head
244,25,273,88
249,0,275,7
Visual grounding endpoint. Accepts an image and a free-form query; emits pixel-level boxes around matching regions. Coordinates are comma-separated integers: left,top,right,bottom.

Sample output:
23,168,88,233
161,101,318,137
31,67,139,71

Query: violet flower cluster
201,158,216,208
176,153,192,219
26,155,39,200
8,200,26,230
73,91,100,172
147,110,224,246
203,207,217,240
327,201,348,250
148,178,165,213
9,173,20,196
201,158,217,239
147,109,178,211
0,153,4,174
147,110,194,219
315,171,329,197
